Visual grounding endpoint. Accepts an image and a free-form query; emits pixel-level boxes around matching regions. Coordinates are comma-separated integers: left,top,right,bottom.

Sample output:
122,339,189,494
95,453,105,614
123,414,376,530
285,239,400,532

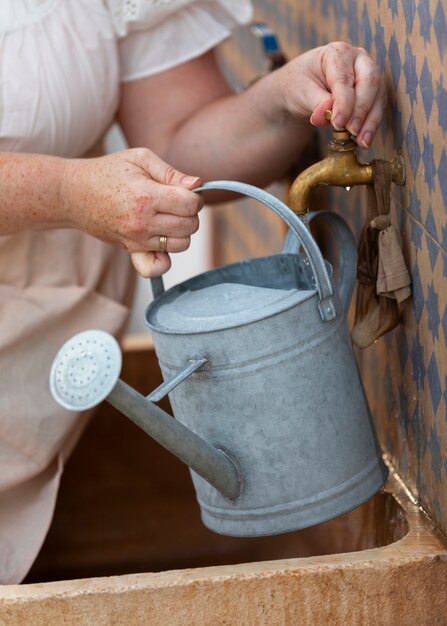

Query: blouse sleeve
106,0,253,82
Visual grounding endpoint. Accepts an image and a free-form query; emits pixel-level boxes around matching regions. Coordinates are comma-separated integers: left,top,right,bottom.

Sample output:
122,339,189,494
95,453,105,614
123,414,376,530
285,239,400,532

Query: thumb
137,149,202,190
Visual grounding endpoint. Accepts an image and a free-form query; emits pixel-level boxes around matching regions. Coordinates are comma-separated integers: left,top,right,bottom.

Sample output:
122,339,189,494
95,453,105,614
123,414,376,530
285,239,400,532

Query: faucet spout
289,129,405,216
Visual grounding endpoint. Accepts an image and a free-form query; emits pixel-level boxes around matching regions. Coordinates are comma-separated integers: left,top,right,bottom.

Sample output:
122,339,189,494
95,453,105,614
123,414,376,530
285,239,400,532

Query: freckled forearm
0,152,72,233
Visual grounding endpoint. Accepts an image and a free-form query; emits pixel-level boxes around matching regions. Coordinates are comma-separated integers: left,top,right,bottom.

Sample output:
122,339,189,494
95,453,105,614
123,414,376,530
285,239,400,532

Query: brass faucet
289,113,405,216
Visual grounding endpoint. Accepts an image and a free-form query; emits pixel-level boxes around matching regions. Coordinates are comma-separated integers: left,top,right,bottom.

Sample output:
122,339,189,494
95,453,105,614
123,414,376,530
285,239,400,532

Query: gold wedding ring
159,236,167,254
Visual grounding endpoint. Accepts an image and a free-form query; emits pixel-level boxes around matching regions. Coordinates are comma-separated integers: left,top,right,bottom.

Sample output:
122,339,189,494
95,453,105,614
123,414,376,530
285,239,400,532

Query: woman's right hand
59,148,204,277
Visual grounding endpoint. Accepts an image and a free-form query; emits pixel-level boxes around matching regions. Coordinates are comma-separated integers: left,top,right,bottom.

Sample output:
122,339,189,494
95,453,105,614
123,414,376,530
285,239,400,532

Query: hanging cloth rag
351,160,412,348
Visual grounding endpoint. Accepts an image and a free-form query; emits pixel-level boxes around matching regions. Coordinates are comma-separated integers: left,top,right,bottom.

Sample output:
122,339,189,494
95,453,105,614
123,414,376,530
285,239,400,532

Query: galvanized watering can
50,181,387,537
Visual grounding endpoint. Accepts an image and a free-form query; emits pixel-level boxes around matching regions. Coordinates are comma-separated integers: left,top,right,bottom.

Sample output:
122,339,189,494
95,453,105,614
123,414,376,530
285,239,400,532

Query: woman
0,0,385,583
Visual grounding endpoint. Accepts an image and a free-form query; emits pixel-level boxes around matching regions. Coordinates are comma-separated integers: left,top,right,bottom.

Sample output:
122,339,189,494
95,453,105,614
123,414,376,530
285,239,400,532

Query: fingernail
361,131,372,148
181,175,201,186
347,118,361,136
333,114,346,130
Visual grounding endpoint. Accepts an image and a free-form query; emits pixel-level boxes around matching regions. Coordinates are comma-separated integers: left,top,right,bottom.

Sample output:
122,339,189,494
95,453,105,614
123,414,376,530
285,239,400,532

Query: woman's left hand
274,42,386,148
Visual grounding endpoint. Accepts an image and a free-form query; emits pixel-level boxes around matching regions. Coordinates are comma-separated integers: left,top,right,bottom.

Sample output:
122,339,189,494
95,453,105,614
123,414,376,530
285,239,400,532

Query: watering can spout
49,330,242,501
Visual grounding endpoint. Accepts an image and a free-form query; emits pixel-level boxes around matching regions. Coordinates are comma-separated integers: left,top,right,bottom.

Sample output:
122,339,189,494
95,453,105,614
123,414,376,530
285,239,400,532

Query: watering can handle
151,181,336,322
282,211,357,315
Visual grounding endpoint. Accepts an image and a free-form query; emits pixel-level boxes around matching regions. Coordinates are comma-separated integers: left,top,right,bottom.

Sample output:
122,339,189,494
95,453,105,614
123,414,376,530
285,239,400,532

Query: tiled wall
215,0,447,535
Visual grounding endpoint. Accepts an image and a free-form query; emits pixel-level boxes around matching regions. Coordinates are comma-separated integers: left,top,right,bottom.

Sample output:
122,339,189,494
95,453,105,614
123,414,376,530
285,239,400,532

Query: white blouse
0,0,252,158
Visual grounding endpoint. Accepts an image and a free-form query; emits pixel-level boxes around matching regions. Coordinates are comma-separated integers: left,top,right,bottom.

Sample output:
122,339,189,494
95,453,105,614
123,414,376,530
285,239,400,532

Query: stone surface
0,473,446,625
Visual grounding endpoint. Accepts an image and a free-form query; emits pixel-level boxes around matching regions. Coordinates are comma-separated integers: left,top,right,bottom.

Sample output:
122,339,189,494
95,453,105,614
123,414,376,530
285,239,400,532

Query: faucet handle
324,109,351,136
324,110,355,148
323,109,405,184
324,109,346,131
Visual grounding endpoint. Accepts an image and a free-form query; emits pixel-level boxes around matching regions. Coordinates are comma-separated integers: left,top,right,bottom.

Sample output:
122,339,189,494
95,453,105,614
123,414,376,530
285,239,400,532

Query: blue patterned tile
374,18,387,69
411,262,425,324
379,115,389,145
432,494,443,519
427,354,442,413
320,0,330,17
222,0,447,535
425,206,438,242
397,328,409,371
412,404,420,454
309,24,318,51
297,17,307,50
388,0,398,19
332,0,345,30
391,102,404,148
410,218,423,250
422,135,436,192
237,0,447,535
361,4,372,52
347,0,359,45
394,201,405,232
403,0,416,34
284,6,294,46
430,426,443,481
408,188,422,222
427,233,440,271
439,149,447,213
437,79,447,133
434,0,447,60
420,59,434,121
442,305,447,343
405,115,422,179
297,15,318,49
388,33,403,91
399,384,409,431
418,1,432,44
427,282,441,339
419,406,427,456
404,40,418,104
411,334,426,389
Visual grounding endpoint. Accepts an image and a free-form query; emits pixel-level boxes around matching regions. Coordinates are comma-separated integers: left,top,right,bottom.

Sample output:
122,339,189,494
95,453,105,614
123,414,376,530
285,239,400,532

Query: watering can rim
145,252,332,336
